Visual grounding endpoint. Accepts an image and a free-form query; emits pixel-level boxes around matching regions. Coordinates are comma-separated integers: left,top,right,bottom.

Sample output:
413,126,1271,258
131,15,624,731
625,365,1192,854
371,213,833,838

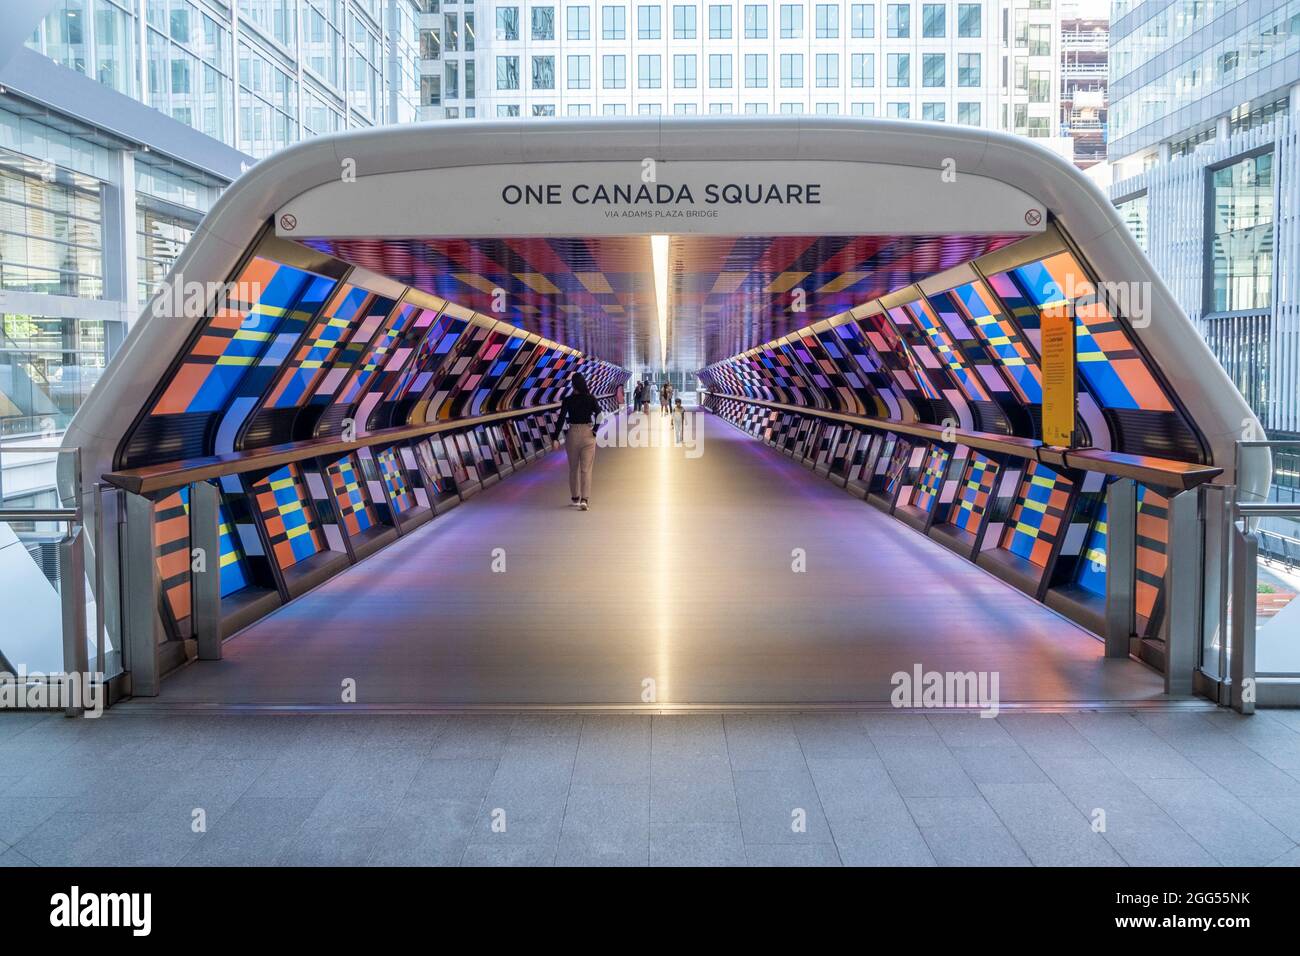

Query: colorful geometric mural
250,464,326,570
949,452,999,535
1000,462,1074,568
327,455,376,536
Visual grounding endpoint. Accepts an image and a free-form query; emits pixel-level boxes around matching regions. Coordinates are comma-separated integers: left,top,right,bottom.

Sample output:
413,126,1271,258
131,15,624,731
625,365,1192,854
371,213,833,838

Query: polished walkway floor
1,709,1299,866
155,411,1165,707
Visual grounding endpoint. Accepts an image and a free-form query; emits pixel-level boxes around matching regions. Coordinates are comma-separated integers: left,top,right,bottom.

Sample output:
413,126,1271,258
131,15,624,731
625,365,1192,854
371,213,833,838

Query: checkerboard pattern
327,455,375,536
250,465,325,569
949,453,999,535
912,445,951,513
1000,462,1074,568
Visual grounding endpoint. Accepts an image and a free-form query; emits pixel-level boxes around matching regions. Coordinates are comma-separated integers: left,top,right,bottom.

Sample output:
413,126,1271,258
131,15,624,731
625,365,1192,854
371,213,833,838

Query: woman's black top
553,392,601,439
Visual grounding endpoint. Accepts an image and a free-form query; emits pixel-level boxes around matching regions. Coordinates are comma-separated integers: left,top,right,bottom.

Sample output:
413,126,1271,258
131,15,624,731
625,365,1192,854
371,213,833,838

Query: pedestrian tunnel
48,118,1271,708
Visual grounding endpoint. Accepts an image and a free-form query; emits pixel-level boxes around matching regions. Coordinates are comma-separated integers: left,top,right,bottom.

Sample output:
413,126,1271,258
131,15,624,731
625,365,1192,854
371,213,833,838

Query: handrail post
58,526,88,717
122,491,162,696
189,480,223,661
1163,487,1203,696
1104,478,1136,658
1229,527,1258,714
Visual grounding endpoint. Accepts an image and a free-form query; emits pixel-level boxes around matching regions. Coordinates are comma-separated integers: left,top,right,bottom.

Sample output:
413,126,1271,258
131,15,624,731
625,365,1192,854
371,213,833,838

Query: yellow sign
1040,306,1076,447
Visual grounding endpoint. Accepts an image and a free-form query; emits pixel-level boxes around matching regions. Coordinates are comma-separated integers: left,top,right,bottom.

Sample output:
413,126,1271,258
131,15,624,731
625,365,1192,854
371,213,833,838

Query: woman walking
552,372,601,511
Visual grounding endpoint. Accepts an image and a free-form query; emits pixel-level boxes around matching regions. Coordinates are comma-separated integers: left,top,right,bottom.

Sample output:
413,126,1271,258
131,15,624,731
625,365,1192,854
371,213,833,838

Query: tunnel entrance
61,120,1260,709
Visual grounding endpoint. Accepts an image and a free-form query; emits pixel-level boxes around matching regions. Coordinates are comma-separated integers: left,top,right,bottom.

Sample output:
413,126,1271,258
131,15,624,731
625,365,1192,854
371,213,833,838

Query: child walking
671,398,686,444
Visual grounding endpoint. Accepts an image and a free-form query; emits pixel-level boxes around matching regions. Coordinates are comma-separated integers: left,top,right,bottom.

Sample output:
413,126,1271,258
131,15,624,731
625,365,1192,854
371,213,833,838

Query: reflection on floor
153,411,1166,707
1,709,1298,867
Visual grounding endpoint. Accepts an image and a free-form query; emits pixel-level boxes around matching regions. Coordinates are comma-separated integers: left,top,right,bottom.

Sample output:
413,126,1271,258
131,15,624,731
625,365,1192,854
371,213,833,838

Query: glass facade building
4,0,419,519
420,0,1066,143
1108,1,1300,438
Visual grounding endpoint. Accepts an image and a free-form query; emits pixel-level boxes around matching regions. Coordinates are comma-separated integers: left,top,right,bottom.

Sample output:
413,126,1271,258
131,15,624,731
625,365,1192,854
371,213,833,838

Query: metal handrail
99,399,596,495
0,509,79,522
704,392,1221,489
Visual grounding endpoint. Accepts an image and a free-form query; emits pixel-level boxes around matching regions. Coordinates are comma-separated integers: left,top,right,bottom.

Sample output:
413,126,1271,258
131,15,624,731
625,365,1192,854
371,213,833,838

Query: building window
815,4,838,37
1028,69,1049,103
851,3,874,37
957,3,980,37
674,5,697,38
922,53,944,87
1209,152,1274,313
568,6,591,39
851,53,874,87
497,104,520,116
420,75,441,106
533,104,556,117
745,102,770,114
532,6,555,39
886,3,909,38
638,5,662,39
780,4,803,38
604,103,627,115
640,103,663,114
852,102,875,116
957,101,980,125
745,53,768,87
780,102,803,114
568,54,591,88
922,3,944,37
569,103,593,116
815,53,838,88
745,4,768,37
709,53,733,88
638,53,661,88
603,53,626,87
496,7,519,40
1028,23,1050,56
675,54,697,88
709,5,732,38
922,102,945,122
887,102,909,119
0,158,104,299
496,55,520,90
780,53,803,88
1115,193,1148,253
533,56,556,89
676,102,699,114
887,52,909,87
603,6,626,39
958,52,980,87
0,314,106,436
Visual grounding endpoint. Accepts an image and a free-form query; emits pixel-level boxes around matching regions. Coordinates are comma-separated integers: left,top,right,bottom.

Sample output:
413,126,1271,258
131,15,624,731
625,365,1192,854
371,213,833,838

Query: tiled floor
1,709,1299,867
157,414,1164,706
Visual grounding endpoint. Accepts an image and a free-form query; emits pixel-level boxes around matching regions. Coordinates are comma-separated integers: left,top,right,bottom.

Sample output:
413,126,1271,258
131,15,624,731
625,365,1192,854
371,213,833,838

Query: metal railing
0,444,103,716
1212,441,1300,712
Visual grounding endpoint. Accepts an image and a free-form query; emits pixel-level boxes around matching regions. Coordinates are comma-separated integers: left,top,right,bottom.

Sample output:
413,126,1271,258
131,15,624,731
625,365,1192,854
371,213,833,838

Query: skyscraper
421,0,1067,148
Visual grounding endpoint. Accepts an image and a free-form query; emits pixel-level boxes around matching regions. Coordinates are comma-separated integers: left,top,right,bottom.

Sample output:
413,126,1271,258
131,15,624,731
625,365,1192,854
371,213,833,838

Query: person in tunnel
552,371,601,511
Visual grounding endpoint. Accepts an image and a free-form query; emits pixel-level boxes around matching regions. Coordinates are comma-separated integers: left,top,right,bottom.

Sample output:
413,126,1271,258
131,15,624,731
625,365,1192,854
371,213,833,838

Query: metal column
1162,488,1203,696
1103,478,1136,659
1230,529,1258,715
123,491,162,696
190,481,223,661
57,527,89,717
